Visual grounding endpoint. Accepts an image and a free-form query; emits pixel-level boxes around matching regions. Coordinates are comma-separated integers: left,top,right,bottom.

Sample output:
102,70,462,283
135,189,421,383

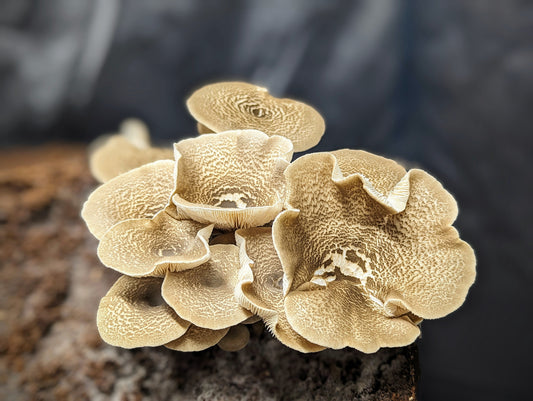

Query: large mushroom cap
271,151,475,350
186,81,325,152
97,276,190,348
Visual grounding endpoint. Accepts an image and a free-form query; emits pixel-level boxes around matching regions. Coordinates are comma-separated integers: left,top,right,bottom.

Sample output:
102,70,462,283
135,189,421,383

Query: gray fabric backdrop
1,1,531,400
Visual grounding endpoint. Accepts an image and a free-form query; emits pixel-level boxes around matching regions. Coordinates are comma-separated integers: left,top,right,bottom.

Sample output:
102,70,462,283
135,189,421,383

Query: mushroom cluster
82,81,476,353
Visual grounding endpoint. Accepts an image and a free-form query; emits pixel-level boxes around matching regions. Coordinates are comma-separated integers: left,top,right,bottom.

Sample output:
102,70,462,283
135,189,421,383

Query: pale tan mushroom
172,130,293,230
97,208,213,277
272,152,475,351
186,82,325,152
97,276,190,348
162,244,252,330
90,119,173,183
81,160,176,239
217,325,250,352
165,325,229,352
196,122,214,134
235,227,325,352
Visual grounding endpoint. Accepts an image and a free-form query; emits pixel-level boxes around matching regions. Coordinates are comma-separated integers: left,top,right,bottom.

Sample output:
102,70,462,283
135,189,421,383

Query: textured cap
97,208,213,277
272,151,475,350
186,82,325,152
97,276,190,348
81,160,175,239
235,227,325,352
172,129,293,230
162,244,252,330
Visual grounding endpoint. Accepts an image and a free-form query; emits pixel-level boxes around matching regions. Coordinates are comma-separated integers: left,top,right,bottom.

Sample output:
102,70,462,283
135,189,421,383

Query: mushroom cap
172,130,293,230
81,160,175,240
186,81,325,152
97,208,213,277
217,325,250,352
89,119,173,183
284,281,420,352
162,244,252,330
235,227,325,353
272,152,475,350
97,276,190,348
165,325,229,352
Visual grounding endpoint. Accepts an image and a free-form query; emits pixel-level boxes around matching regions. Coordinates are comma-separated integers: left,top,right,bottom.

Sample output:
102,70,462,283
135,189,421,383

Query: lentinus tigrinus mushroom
81,160,176,240
186,81,325,152
97,208,213,277
90,119,173,183
272,151,476,352
217,324,250,352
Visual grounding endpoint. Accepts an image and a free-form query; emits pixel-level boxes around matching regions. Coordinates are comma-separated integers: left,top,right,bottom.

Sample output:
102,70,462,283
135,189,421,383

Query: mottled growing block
0,145,419,401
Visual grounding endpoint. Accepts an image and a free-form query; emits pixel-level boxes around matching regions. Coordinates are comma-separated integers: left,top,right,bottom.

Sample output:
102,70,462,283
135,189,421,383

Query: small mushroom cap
186,81,325,152
162,244,252,330
273,152,475,339
235,227,325,353
97,208,213,277
81,160,175,239
89,119,173,183
97,276,190,348
165,325,229,352
172,130,293,230
217,325,250,352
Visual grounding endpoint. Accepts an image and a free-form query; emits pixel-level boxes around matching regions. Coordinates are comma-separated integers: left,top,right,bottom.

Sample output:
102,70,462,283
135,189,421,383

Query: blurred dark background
1,1,531,400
